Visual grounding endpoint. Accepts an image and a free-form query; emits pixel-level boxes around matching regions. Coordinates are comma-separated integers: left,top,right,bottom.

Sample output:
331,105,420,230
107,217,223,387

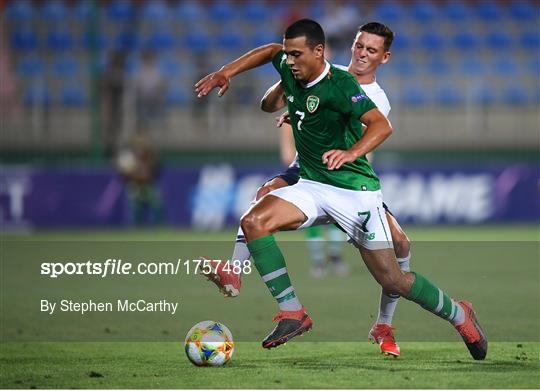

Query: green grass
4,224,539,241
1,225,539,388
1,342,539,389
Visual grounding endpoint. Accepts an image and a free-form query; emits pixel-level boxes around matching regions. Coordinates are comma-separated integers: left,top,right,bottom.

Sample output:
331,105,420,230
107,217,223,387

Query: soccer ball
184,321,234,366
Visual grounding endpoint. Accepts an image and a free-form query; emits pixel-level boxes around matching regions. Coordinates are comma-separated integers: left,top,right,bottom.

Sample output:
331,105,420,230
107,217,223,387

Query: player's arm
323,108,392,170
280,123,296,165
260,80,286,113
195,43,282,98
260,80,294,164
352,108,393,157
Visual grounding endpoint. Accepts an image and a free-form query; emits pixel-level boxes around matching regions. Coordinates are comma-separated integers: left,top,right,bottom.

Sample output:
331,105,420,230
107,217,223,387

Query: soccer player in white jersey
195,19,487,360
206,22,410,357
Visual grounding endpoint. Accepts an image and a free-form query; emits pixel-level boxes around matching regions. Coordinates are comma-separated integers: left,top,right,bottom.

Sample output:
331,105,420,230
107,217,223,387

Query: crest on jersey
306,95,319,113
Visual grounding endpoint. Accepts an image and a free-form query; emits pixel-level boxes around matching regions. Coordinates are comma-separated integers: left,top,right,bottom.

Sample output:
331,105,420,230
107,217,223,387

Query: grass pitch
1,342,539,389
1,225,539,389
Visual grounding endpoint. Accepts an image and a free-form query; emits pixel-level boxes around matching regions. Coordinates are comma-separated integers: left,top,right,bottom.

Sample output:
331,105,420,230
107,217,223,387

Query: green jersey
272,50,380,191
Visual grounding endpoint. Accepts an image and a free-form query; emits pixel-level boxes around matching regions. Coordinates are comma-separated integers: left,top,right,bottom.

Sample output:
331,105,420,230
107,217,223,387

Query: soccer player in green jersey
258,22,410,357
205,22,409,357
195,19,487,360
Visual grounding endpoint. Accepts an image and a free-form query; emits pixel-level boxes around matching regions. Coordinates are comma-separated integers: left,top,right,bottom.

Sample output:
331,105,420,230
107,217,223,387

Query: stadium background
1,0,538,230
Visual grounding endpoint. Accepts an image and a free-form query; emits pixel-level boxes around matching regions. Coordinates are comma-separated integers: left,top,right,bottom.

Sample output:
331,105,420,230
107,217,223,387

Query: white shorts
270,179,393,250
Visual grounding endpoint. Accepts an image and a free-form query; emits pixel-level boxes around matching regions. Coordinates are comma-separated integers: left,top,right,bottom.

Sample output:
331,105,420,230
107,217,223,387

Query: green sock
406,272,464,325
247,236,302,311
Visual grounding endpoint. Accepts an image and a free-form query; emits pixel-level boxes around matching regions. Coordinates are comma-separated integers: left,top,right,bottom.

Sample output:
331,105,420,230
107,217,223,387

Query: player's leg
359,232,487,360
305,226,327,277
386,207,411,261
230,176,292,274
369,205,410,356
359,245,487,360
203,224,248,297
204,177,290,297
377,208,411,325
203,217,252,298
241,181,326,349
325,188,487,360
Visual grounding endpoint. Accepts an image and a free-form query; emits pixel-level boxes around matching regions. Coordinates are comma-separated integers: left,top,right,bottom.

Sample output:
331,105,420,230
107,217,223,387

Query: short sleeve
369,90,391,118
336,77,377,119
272,50,288,77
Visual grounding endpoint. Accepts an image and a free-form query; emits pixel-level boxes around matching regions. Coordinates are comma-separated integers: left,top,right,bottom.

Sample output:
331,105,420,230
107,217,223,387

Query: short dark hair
359,22,394,51
284,18,325,49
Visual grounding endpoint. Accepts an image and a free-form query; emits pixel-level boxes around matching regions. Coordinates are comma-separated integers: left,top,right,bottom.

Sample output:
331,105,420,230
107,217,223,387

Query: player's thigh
264,176,289,190
241,194,307,233
256,177,289,200
320,187,393,250
359,246,413,295
385,206,410,258
269,180,329,229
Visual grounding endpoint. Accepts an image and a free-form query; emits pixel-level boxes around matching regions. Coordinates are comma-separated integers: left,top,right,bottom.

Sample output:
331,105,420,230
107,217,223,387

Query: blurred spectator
280,2,305,30
116,134,162,225
133,50,166,133
1,0,538,154
101,51,126,157
320,0,360,50
0,17,21,119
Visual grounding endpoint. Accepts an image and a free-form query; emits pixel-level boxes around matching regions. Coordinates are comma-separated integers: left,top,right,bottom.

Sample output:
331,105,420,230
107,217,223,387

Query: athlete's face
349,31,390,77
283,36,324,83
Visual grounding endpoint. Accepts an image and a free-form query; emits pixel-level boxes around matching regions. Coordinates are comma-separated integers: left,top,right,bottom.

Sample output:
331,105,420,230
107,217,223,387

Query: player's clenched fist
195,70,230,98
322,149,358,170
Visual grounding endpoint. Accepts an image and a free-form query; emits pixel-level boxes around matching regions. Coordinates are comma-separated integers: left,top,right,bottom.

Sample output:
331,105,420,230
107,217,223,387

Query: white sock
231,226,250,279
376,252,411,325
279,295,302,311
397,252,410,272
449,301,466,326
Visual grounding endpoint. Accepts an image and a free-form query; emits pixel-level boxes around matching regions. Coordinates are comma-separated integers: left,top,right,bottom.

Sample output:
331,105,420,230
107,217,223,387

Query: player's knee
393,231,411,259
377,274,397,294
240,210,270,235
378,272,408,296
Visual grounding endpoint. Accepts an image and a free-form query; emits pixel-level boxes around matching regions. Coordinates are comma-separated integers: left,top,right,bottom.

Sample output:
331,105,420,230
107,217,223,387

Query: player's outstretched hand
275,111,290,127
195,70,230,98
322,149,358,170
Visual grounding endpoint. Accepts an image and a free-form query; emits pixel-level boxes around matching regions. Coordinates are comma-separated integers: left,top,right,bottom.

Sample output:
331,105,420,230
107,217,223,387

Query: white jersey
286,64,390,171
334,63,391,118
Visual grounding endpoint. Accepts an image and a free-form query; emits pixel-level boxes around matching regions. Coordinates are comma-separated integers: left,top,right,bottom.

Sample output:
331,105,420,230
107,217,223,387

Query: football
184,321,234,366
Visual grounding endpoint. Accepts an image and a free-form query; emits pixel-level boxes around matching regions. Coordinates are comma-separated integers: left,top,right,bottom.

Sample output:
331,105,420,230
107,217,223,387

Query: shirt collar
302,60,330,88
